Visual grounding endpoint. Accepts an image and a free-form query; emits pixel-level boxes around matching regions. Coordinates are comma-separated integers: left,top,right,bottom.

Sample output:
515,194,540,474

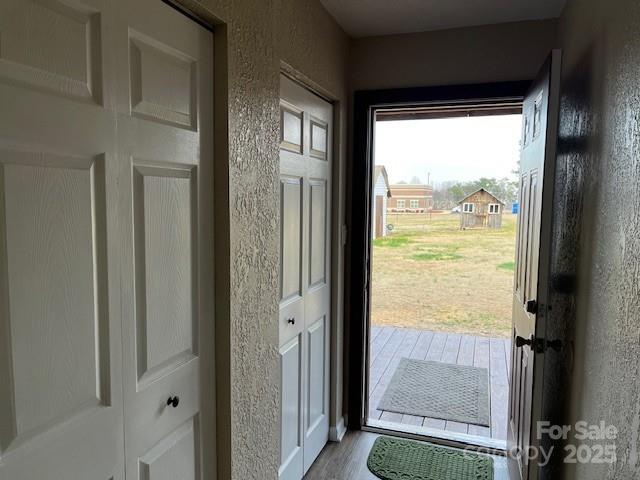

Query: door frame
347,80,532,437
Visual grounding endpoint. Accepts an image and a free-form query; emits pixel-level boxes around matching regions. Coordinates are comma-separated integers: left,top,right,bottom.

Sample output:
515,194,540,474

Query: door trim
161,0,215,32
347,80,532,431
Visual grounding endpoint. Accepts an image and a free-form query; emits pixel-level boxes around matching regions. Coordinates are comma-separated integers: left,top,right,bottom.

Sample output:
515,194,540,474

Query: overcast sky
374,114,522,186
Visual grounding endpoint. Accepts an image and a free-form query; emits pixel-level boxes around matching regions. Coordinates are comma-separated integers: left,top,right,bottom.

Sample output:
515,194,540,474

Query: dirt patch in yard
371,212,516,337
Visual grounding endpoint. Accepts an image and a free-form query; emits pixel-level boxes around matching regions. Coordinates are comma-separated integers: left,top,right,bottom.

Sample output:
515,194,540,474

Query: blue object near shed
512,202,519,214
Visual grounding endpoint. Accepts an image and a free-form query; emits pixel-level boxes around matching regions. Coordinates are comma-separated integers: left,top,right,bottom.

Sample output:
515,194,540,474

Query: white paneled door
0,1,214,479
278,75,332,480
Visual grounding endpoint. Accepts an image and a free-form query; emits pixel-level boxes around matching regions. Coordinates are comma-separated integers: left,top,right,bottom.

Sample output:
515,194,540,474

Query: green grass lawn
371,212,517,337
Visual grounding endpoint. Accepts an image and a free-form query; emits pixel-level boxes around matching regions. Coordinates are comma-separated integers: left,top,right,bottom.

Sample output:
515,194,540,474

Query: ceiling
320,0,566,38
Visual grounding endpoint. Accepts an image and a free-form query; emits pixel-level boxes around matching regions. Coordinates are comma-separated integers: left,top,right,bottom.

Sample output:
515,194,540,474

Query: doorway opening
365,104,522,450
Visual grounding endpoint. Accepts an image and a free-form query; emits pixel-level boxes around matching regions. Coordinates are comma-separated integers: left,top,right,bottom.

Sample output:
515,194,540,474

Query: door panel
309,180,327,289
525,173,540,302
281,176,304,302
129,31,197,130
114,1,213,480
139,419,198,480
515,173,529,299
304,315,329,472
134,165,198,387
302,136,331,475
279,174,305,343
4,156,107,429
279,75,332,479
279,335,304,480
309,120,328,159
281,106,304,154
0,0,123,477
307,317,326,428
508,51,561,480
0,0,103,104
0,152,117,474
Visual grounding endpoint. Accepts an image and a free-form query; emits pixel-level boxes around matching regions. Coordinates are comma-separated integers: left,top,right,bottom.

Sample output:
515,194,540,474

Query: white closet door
0,2,214,479
0,1,124,479
279,74,332,480
113,1,214,480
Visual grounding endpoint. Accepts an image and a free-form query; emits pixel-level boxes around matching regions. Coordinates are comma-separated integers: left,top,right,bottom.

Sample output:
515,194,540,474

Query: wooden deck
368,326,511,442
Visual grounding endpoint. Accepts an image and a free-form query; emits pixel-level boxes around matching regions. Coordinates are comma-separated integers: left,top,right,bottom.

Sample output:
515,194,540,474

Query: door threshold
364,418,507,456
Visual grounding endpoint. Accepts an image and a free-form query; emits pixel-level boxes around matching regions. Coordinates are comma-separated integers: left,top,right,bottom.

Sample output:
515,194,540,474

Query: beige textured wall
350,20,559,90
547,0,640,478
172,1,349,479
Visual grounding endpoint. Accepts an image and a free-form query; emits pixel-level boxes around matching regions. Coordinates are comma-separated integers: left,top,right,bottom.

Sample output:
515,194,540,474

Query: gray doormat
377,358,490,426
367,436,494,480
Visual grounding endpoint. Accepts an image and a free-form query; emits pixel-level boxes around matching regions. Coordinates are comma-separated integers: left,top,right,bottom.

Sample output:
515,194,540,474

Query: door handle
515,335,562,353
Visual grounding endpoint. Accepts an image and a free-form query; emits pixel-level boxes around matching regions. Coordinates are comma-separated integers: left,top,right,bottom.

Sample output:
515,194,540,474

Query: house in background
372,166,391,238
458,188,505,229
387,184,433,212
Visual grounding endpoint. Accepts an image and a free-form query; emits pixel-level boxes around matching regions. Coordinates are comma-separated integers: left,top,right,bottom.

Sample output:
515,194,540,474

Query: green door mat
367,437,494,480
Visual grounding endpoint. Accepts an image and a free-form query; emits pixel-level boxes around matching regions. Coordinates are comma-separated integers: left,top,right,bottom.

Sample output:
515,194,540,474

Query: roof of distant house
389,184,433,196
457,188,506,205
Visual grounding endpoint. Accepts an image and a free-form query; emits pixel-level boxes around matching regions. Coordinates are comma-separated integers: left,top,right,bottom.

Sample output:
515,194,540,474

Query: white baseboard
329,416,347,442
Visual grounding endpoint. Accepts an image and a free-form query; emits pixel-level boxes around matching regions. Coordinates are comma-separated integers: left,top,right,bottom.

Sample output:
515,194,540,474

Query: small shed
372,166,391,238
457,188,505,229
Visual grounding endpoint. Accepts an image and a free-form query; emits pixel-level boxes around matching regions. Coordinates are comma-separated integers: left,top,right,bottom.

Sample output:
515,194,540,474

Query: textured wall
172,1,349,479
550,0,640,478
350,20,559,90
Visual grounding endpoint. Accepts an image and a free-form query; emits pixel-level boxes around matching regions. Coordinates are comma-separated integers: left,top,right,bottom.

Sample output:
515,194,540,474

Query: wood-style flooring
304,431,510,480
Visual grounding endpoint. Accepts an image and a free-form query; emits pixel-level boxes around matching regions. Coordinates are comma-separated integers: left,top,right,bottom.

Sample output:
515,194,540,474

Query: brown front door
508,50,561,480
375,196,384,237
